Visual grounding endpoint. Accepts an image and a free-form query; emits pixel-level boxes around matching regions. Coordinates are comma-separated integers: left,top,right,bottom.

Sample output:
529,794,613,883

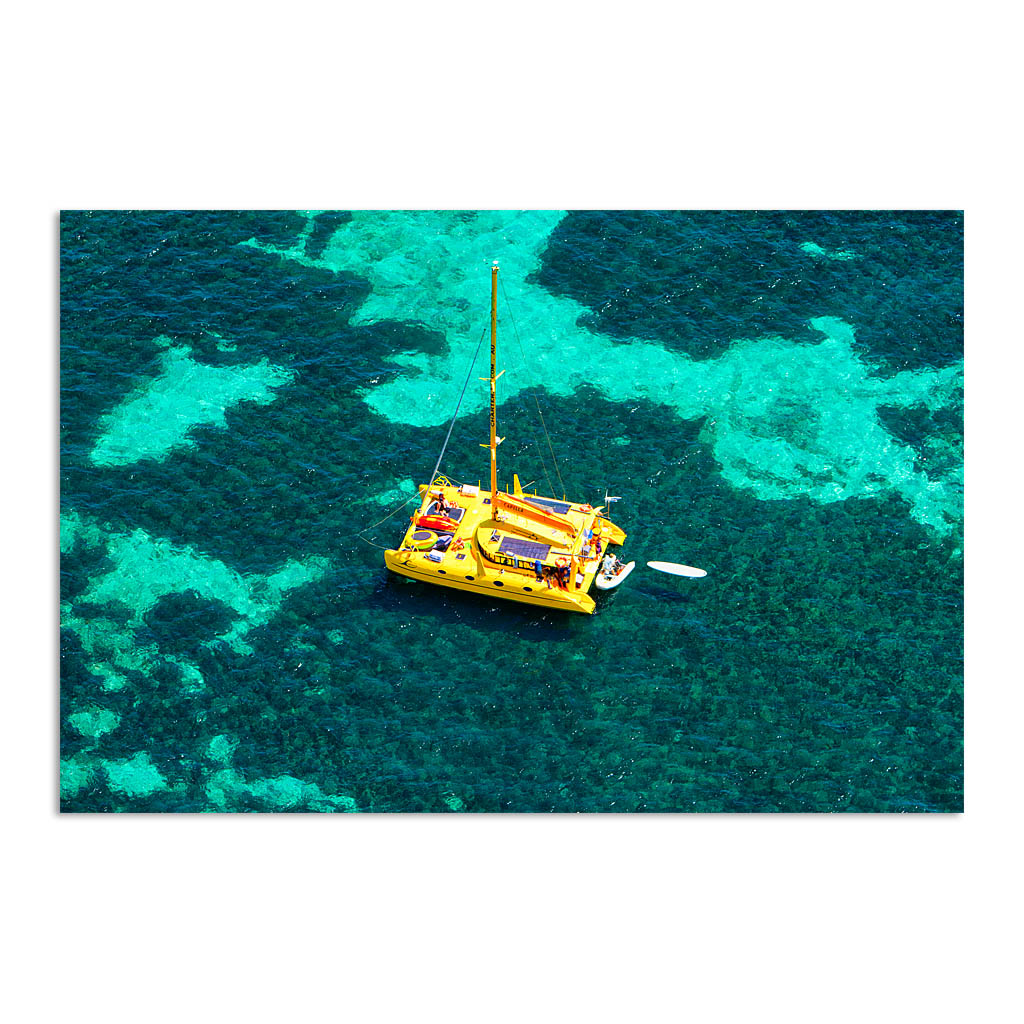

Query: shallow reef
60,210,963,812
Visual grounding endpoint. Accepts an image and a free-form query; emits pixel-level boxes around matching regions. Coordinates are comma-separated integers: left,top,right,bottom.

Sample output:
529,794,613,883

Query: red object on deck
417,514,459,532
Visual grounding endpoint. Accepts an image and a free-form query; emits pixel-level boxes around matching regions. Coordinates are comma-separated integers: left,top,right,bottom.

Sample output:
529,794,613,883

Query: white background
5,1,1019,1021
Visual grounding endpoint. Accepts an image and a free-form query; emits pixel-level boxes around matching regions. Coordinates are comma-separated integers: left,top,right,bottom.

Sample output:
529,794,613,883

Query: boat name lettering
487,551,520,568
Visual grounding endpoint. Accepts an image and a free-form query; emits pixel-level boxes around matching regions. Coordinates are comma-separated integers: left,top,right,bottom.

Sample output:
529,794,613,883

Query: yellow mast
480,261,503,495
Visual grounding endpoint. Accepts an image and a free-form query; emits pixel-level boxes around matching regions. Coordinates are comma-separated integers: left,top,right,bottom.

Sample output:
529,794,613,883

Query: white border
10,3,1018,1020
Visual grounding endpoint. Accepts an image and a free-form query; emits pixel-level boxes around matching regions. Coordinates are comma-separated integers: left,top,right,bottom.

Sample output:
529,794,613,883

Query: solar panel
498,536,551,561
523,496,572,515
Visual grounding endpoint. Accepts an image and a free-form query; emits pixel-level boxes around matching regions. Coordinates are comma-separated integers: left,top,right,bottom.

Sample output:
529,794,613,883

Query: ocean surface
59,210,964,812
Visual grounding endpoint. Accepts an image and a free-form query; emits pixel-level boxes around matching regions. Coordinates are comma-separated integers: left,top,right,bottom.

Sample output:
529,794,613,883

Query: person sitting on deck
598,552,622,577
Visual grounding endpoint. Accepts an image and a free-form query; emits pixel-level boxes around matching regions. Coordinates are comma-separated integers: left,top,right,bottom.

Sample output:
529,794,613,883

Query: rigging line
494,308,556,496
487,303,552,491
533,394,565,496
356,492,423,538
499,277,566,496
427,322,489,488
504,357,556,497
498,284,559,497
357,325,485,547
356,534,395,550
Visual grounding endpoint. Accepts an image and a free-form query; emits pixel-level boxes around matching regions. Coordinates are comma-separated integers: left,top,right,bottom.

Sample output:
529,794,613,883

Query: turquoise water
60,210,963,812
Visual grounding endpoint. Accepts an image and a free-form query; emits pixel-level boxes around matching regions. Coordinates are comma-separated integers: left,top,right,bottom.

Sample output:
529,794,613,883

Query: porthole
465,575,474,580
438,569,446,574
493,581,504,587
523,586,532,592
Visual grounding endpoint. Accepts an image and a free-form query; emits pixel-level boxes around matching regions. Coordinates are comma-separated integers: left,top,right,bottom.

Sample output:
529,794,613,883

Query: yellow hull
384,481,626,615
384,548,596,614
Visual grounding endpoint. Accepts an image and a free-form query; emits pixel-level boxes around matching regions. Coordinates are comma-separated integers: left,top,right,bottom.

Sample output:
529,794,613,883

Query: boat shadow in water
628,581,694,605
374,573,580,640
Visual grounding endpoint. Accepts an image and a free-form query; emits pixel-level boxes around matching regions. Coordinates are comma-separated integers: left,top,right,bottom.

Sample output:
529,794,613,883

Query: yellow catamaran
384,262,627,614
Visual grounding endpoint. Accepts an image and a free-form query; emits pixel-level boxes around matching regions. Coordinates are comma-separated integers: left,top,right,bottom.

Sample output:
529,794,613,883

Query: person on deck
603,553,624,576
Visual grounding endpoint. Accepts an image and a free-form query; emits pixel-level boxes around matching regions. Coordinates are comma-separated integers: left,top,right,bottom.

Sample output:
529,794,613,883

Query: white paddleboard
595,560,636,590
647,560,707,578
